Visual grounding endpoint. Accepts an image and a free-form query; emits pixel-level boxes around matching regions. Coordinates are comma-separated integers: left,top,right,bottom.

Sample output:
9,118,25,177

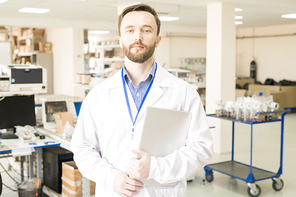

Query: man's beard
123,41,156,63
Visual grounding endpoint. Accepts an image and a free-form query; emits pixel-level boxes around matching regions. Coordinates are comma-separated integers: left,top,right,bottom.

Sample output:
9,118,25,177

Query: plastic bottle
60,121,74,139
250,57,257,82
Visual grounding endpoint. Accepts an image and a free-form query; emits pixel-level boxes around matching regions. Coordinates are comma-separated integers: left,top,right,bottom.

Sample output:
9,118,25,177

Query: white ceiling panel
0,0,295,32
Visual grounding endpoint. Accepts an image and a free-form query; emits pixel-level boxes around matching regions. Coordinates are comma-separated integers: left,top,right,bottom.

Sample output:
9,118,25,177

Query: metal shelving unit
204,110,290,197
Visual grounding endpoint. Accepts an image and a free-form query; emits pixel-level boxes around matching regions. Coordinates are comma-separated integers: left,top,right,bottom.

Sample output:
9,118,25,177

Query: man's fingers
122,189,136,197
126,176,144,187
125,183,142,192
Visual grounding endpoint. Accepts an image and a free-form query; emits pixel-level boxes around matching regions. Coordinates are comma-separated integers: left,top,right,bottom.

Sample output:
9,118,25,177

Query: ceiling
1,0,296,35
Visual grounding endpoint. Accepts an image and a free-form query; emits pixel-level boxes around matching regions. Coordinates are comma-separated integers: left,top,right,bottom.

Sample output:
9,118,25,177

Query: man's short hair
118,3,161,36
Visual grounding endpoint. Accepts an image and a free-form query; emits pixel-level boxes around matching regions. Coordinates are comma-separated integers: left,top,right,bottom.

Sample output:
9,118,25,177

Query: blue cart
204,110,290,197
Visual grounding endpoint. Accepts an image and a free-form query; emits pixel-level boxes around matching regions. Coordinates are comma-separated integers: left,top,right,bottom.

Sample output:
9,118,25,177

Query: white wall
154,34,206,68
46,28,84,97
154,36,170,68
236,24,296,83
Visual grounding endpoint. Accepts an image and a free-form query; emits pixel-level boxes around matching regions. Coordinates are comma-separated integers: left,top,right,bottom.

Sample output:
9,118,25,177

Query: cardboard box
248,84,280,92
280,86,296,108
249,84,296,108
44,42,52,53
53,112,74,133
236,78,255,88
236,89,247,98
62,161,95,197
39,41,45,52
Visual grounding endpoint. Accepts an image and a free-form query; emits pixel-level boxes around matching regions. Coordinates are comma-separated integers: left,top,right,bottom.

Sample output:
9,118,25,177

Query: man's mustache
129,41,146,49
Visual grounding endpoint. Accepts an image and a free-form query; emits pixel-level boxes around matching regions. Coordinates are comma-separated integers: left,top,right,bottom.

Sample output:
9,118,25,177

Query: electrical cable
0,95,5,101
0,161,18,183
5,157,27,178
2,182,17,192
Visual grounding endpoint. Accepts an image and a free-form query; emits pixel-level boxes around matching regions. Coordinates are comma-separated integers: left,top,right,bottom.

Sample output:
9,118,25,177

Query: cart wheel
272,179,284,191
205,170,214,182
247,184,261,197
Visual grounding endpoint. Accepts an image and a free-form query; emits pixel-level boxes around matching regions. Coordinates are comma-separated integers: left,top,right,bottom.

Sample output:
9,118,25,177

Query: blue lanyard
121,63,157,137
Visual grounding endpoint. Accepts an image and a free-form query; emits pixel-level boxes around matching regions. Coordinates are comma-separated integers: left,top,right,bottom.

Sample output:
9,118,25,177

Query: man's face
119,11,161,63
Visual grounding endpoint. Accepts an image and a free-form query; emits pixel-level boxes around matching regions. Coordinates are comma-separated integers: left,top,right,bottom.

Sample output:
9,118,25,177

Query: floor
1,113,296,197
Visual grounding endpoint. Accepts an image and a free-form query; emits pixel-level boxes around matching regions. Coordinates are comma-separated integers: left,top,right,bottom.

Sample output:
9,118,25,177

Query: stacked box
62,161,95,197
248,84,296,109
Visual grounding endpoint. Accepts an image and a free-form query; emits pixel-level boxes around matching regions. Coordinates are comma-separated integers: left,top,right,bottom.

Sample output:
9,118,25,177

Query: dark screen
11,68,42,84
45,101,67,122
0,95,36,129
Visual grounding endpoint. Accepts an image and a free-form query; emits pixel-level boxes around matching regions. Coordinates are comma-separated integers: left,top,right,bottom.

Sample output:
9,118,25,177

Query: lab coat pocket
154,187,186,197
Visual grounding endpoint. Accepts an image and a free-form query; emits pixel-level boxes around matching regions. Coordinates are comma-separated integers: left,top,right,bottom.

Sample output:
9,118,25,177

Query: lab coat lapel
106,70,137,123
136,66,170,122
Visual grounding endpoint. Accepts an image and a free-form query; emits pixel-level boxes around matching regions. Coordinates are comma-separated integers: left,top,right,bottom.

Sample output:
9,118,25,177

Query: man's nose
134,30,143,42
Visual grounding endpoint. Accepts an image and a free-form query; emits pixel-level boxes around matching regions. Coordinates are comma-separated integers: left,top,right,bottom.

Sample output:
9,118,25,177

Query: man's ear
155,36,162,48
119,37,123,48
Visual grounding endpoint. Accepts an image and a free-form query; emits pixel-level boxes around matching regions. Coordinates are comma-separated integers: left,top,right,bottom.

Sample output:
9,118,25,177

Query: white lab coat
71,65,213,197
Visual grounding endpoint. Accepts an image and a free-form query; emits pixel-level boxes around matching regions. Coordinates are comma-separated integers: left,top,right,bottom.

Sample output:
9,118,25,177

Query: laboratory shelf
205,110,290,197
205,161,277,182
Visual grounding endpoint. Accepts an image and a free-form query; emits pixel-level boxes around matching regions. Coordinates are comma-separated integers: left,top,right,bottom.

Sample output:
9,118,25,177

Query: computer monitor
0,95,36,130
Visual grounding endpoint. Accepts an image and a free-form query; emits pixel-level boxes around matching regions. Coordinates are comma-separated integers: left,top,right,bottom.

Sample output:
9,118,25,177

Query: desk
36,127,70,150
0,136,60,194
36,128,94,197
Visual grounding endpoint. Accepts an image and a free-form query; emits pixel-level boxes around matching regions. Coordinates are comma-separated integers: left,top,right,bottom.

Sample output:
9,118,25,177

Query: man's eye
144,29,150,33
127,30,133,33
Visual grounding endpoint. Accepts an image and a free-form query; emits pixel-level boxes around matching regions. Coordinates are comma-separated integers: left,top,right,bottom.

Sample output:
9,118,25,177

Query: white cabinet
89,43,124,73
0,27,13,65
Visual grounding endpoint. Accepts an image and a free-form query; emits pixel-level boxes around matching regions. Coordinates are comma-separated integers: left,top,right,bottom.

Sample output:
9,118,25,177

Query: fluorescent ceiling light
88,30,110,35
235,8,243,12
235,16,243,20
0,0,9,3
159,16,179,22
19,7,50,14
235,21,243,25
281,13,296,19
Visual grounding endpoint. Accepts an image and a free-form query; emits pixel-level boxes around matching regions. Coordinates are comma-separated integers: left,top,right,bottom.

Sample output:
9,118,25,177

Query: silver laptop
138,106,192,186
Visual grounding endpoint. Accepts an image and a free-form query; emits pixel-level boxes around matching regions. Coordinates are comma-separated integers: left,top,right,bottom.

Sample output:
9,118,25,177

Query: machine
34,95,79,131
0,64,47,94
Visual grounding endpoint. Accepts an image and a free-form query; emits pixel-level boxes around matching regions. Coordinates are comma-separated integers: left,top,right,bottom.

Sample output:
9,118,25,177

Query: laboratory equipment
214,95,280,122
0,76,10,92
42,101,67,131
215,100,226,117
42,100,77,131
166,68,190,81
35,95,80,131
0,64,47,94
224,101,236,118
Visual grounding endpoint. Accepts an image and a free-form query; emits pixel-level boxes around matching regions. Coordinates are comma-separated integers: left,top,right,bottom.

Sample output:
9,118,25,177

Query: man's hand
127,149,151,179
114,172,143,197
